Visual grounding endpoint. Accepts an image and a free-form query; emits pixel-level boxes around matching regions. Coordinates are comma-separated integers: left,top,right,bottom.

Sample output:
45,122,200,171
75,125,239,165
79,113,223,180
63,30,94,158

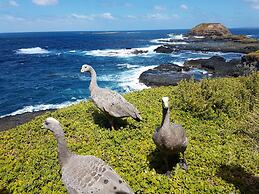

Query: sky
0,0,259,32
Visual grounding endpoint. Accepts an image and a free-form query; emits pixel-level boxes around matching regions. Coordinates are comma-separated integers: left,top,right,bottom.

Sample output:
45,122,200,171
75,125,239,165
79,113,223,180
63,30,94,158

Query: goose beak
80,68,84,73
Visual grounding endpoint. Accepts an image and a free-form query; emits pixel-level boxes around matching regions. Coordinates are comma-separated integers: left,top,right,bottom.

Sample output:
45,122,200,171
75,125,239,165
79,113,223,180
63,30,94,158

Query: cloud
245,0,259,10
70,12,115,20
146,13,179,20
9,0,19,7
32,0,58,6
71,13,94,20
180,4,188,10
0,14,25,21
99,12,115,20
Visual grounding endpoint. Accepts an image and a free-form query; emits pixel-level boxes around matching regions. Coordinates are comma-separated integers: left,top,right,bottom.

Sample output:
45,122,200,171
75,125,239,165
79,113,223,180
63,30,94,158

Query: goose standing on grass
153,97,188,175
80,64,142,130
43,117,134,194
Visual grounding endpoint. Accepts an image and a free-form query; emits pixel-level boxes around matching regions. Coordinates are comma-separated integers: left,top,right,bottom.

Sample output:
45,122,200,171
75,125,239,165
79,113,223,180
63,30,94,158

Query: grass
0,73,259,194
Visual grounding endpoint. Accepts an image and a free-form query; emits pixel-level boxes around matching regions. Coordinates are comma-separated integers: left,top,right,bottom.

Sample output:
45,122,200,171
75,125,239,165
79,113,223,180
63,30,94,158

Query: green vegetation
1,73,259,194
246,50,259,60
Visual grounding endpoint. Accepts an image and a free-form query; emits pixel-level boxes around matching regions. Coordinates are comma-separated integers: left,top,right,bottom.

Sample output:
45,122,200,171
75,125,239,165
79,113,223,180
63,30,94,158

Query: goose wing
92,88,140,119
62,155,133,194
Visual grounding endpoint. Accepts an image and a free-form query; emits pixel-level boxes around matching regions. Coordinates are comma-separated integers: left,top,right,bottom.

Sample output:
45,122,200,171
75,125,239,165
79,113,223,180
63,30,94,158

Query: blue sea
0,28,259,117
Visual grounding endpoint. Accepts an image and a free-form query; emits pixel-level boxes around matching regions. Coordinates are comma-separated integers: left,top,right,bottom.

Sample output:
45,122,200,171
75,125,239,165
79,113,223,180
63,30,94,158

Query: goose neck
161,107,170,126
89,68,98,91
54,127,71,166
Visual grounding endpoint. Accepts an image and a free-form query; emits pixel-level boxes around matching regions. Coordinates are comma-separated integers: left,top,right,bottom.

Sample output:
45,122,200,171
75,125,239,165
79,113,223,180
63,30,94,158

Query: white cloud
9,0,19,7
71,13,94,20
0,14,25,21
245,0,259,10
70,12,115,21
146,13,179,20
32,0,58,6
147,13,170,20
180,4,188,10
99,12,115,20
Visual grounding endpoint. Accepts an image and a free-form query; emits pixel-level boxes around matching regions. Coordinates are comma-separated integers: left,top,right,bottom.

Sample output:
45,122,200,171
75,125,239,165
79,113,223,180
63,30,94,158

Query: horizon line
1,26,259,34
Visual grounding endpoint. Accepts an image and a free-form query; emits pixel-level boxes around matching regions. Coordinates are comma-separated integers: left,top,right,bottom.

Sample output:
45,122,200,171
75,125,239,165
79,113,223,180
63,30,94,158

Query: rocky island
140,23,259,87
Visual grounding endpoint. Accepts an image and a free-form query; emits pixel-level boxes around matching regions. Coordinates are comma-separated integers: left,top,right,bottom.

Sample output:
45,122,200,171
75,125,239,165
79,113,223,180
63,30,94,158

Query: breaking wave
16,47,50,54
0,100,83,118
84,45,159,58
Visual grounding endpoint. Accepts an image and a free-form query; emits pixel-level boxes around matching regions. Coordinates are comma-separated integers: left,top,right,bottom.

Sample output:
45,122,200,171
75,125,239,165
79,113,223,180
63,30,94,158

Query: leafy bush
0,73,258,193
174,73,259,119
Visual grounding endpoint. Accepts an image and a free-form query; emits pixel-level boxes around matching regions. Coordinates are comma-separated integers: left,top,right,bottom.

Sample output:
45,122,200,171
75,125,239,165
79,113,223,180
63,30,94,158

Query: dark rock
154,46,176,53
132,49,148,55
155,40,259,54
139,64,192,86
153,63,190,72
183,56,251,77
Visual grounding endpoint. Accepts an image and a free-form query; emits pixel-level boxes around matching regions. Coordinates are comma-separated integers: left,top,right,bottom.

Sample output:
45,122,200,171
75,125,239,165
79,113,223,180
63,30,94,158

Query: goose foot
179,159,188,171
165,170,172,178
108,117,117,130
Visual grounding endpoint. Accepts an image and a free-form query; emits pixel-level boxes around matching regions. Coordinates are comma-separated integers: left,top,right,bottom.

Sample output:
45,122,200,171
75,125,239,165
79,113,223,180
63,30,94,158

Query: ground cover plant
0,73,258,193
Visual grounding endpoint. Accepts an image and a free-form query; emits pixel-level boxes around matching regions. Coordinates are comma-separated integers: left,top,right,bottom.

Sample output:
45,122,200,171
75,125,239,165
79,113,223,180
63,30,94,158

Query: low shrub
0,73,258,193
174,73,259,119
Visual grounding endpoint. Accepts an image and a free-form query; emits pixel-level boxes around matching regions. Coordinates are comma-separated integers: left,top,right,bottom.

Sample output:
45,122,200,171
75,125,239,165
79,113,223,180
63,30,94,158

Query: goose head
44,117,61,133
162,97,169,109
80,64,92,73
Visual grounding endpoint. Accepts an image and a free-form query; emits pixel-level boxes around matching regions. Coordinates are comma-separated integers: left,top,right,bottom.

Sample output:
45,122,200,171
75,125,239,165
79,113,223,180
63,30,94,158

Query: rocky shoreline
0,109,55,131
140,23,259,87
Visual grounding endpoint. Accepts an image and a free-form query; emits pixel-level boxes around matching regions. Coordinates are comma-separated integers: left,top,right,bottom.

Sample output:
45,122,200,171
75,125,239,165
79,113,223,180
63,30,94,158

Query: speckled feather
62,155,133,194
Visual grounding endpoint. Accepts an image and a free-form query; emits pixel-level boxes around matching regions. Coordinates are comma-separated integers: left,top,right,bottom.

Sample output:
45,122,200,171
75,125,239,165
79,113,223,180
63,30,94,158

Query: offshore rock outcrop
154,23,259,54
139,54,259,87
141,23,259,87
189,23,232,37
139,64,192,86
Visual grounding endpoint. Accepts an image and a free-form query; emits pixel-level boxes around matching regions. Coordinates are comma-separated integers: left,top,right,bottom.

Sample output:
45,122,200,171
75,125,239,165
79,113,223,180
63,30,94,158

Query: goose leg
163,156,172,177
108,117,117,130
179,151,188,171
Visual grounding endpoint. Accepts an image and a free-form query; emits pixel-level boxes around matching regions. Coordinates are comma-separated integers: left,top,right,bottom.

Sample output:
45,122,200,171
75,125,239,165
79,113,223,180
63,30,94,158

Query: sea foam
168,33,187,40
84,45,159,58
0,100,82,118
16,47,50,54
150,33,188,44
117,65,157,92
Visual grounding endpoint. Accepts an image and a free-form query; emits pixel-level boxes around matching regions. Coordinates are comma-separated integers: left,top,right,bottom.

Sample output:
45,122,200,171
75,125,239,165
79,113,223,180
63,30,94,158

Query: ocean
0,28,259,117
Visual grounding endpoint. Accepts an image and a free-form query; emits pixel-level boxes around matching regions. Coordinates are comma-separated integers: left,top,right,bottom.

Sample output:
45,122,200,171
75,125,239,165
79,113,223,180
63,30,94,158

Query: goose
153,97,188,175
80,64,142,129
43,117,134,194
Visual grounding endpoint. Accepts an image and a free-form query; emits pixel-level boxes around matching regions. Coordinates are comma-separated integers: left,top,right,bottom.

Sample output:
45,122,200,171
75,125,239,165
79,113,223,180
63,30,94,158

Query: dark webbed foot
179,159,188,171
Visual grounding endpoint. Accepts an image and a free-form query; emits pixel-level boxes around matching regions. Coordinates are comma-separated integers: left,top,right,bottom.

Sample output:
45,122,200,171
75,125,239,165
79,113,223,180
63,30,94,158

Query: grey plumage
153,97,188,173
81,64,142,129
44,117,134,194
